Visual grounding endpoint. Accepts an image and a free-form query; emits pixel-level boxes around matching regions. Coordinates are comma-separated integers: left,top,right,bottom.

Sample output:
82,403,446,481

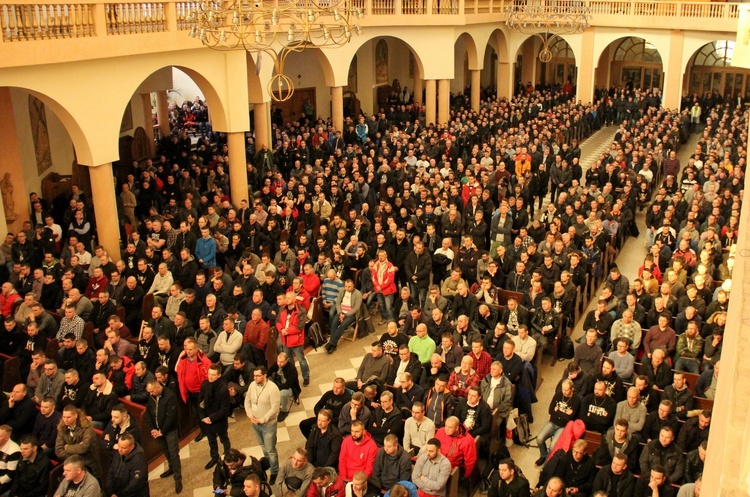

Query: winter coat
639,440,685,484
434,424,477,476
548,419,586,458
594,427,639,470
277,304,307,348
55,417,101,478
106,443,150,497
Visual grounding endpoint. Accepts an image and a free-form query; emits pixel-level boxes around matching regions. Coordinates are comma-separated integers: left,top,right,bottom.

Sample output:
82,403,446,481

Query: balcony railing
0,0,741,43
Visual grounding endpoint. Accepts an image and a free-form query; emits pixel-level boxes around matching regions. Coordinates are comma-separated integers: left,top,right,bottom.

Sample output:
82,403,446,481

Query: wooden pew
120,397,162,464
47,463,64,497
445,466,460,497
496,289,523,307
45,338,60,364
583,430,602,456
0,353,21,393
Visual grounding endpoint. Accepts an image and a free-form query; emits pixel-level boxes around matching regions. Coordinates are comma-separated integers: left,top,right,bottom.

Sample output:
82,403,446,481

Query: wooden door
273,88,316,124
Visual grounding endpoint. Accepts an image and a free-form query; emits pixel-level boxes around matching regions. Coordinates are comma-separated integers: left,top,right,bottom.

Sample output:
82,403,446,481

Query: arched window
692,41,734,67
612,37,663,64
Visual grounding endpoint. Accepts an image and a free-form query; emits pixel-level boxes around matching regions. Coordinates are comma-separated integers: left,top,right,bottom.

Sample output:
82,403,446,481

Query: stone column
140,94,154,157
88,163,121,262
497,62,513,100
471,70,481,112
663,30,684,110
0,88,29,234
155,90,170,139
438,79,450,125
331,86,344,132
425,79,437,125
521,40,536,87
576,29,596,104
227,132,249,207
700,141,750,496
253,102,270,150
413,78,423,107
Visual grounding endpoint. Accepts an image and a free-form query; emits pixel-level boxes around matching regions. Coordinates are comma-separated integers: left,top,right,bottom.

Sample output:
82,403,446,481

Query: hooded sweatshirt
371,445,413,490
434,424,477,476
339,431,378,481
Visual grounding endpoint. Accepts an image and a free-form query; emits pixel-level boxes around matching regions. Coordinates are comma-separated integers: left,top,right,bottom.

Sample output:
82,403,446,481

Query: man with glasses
245,366,280,484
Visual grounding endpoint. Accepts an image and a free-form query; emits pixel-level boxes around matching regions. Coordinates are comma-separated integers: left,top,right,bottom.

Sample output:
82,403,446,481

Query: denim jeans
252,422,279,474
409,282,428,308
280,388,295,412
536,421,564,460
328,313,358,347
377,293,395,322
279,340,310,381
674,357,701,374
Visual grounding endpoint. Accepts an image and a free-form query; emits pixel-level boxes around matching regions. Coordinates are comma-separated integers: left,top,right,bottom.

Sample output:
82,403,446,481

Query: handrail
0,0,742,43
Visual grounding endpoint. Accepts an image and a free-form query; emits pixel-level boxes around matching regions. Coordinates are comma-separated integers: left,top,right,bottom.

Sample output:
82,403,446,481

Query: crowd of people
0,81,742,497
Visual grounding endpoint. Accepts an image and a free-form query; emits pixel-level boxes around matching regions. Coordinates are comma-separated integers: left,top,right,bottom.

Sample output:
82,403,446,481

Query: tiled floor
146,126,701,496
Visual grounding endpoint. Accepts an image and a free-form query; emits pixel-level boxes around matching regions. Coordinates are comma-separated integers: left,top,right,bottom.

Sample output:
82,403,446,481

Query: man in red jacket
338,420,378,481
307,466,346,497
175,337,212,441
276,291,310,386
434,416,477,477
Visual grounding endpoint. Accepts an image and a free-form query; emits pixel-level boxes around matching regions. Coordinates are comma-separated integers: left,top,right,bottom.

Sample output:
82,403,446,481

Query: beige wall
9,88,75,196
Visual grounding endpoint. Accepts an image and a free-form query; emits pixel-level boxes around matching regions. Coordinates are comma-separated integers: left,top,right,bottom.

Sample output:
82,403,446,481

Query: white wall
170,67,205,107
284,50,333,120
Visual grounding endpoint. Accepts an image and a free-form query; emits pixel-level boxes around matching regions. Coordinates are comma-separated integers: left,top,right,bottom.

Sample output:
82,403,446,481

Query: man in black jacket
405,241,432,307
0,384,37,437
454,386,492,457
368,391,404,447
214,449,263,497
106,433,150,497
8,435,49,497
101,403,142,452
299,379,351,439
592,453,635,497
201,364,232,470
305,408,343,469
145,380,182,493
537,440,596,497
268,352,301,422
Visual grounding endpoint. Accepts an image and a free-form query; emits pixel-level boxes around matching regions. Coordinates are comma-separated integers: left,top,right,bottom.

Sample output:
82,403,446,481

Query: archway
482,29,512,99
453,32,480,95
515,35,576,90
595,37,664,91
347,36,426,115
270,47,335,124
684,41,748,99
0,87,85,231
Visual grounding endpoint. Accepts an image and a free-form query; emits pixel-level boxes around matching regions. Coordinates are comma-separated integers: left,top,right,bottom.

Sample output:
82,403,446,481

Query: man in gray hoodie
371,435,413,492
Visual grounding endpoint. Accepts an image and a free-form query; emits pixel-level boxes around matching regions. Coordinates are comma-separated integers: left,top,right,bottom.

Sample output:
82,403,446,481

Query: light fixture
505,1,590,62
188,0,363,102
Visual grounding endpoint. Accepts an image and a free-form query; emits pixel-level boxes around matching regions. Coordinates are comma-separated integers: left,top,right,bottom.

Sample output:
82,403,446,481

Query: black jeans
156,429,182,482
206,418,231,461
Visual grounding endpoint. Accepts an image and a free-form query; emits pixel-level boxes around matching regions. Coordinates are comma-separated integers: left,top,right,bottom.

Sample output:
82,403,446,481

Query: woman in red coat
276,291,310,386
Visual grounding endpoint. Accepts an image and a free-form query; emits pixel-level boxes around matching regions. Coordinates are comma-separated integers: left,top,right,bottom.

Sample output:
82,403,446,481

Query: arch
336,34,434,114
514,34,577,89
684,40,750,98
594,36,664,91
5,86,92,167
455,32,480,70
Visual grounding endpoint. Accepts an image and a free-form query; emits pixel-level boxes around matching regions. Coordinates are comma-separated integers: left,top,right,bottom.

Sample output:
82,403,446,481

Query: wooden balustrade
0,0,742,44
1,3,94,41
105,2,165,35
175,0,198,30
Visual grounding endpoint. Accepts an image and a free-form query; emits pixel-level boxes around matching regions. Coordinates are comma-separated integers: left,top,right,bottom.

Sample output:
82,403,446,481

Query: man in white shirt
403,401,435,456
511,325,537,363
148,262,174,306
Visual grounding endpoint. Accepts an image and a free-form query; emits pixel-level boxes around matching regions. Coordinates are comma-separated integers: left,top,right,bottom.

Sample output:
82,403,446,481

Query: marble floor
146,126,701,496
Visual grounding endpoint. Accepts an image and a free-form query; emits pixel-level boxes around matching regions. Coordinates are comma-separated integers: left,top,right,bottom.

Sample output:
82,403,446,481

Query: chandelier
188,0,363,101
505,1,590,62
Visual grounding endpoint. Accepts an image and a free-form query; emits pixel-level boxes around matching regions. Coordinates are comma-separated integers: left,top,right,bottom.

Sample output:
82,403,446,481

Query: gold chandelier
505,1,590,62
188,0,363,101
